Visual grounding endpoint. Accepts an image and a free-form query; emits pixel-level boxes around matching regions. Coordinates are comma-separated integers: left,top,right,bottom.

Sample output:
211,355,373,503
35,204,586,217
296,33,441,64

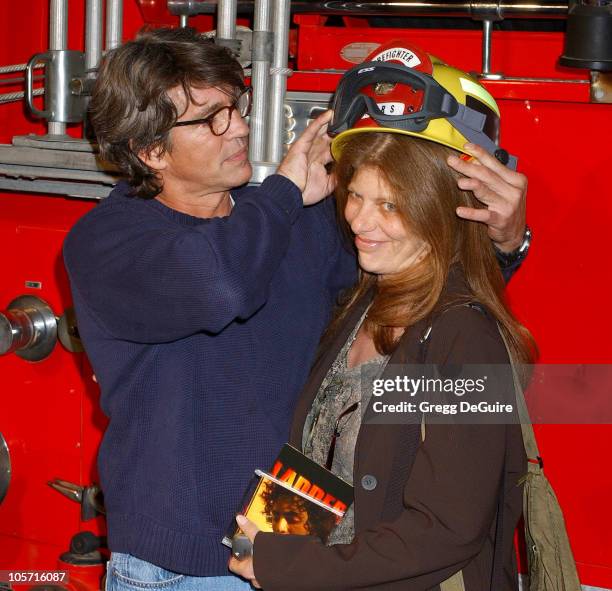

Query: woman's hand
228,515,262,588
447,142,527,253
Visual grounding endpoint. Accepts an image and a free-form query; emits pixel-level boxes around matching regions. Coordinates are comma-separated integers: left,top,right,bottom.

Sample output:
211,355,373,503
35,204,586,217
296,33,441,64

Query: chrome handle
24,52,51,119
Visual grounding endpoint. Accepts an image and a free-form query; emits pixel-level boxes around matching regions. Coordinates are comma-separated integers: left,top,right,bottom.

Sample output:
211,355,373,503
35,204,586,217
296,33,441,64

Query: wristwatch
495,225,532,267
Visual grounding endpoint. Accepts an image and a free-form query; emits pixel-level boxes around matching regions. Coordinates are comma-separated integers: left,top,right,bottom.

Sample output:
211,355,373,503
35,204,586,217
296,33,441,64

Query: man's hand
447,143,527,253
228,515,262,588
277,110,336,206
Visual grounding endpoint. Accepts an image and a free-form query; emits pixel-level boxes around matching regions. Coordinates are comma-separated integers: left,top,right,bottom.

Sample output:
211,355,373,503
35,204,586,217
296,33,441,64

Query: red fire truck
0,1,610,589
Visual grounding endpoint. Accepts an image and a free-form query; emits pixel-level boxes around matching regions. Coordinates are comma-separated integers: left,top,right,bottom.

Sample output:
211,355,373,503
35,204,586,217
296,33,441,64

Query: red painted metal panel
294,22,588,80
0,193,104,563
500,97,612,589
1,2,611,589
0,0,118,575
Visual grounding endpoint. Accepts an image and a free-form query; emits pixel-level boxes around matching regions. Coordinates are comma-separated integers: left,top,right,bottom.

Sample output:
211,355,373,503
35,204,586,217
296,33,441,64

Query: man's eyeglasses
173,87,252,136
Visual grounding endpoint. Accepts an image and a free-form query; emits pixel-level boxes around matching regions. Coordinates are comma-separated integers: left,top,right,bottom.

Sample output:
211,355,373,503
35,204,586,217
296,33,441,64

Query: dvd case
223,444,354,551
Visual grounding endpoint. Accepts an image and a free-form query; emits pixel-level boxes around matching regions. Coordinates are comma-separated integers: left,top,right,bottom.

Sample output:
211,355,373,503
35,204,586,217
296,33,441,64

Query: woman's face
344,166,429,277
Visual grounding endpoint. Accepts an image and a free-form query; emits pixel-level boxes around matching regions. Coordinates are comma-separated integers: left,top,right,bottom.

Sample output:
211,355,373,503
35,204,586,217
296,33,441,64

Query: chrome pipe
292,0,568,17
49,0,68,51
49,0,68,135
249,0,273,162
165,0,568,18
180,14,189,27
106,0,124,51
482,19,493,75
217,0,237,40
85,0,104,71
84,0,103,138
266,0,292,164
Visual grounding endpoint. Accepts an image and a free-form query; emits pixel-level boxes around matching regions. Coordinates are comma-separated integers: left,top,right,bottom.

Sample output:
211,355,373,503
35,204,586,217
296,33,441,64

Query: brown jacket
254,273,527,591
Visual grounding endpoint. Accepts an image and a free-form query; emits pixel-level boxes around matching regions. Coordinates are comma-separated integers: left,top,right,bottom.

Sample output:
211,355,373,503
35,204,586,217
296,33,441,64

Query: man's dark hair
89,27,244,199
260,481,338,542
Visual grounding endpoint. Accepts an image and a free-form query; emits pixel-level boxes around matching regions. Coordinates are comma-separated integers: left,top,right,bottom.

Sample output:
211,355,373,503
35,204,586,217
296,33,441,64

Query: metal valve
0,296,57,361
48,478,105,521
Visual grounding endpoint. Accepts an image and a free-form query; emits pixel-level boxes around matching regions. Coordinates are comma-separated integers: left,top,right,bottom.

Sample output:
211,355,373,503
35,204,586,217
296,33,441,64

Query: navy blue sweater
63,176,357,576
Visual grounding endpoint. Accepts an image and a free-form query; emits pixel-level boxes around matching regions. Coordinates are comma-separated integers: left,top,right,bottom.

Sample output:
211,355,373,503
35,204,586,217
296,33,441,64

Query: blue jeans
106,552,253,591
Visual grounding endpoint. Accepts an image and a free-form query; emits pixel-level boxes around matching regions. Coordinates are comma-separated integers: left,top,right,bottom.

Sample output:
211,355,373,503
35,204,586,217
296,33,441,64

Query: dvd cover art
269,444,353,515
223,444,354,549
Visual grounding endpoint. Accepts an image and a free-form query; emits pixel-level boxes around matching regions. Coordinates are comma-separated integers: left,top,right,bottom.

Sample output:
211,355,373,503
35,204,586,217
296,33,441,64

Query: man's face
160,85,252,196
270,498,310,535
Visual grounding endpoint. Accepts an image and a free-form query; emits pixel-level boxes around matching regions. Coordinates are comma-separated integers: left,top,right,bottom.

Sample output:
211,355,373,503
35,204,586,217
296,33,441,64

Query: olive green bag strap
440,570,466,591
432,324,582,591
498,327,582,591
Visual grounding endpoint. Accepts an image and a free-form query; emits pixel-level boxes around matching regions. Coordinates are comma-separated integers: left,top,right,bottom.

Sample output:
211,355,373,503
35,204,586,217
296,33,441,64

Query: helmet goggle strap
450,103,518,170
330,62,458,134
330,61,517,170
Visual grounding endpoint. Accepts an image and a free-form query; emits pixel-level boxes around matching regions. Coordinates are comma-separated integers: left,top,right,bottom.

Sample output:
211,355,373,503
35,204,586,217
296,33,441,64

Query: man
261,481,337,539
64,27,529,590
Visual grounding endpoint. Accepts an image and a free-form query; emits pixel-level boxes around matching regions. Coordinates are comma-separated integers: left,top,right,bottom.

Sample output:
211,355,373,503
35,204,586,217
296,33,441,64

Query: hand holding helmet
448,142,528,253
277,110,337,206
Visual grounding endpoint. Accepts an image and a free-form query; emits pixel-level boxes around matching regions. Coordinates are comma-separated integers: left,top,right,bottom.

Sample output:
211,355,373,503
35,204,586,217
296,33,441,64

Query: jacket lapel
289,288,375,447
353,316,432,530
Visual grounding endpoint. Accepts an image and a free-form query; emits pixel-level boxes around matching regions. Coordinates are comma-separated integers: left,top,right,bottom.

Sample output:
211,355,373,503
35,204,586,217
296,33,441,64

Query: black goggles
329,62,517,170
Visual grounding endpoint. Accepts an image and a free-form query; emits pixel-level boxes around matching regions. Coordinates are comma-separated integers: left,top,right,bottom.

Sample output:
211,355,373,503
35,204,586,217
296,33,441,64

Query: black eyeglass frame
172,87,252,136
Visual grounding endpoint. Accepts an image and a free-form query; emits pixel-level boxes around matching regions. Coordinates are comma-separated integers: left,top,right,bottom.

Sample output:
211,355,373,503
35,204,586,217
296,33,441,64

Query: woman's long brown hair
331,132,536,364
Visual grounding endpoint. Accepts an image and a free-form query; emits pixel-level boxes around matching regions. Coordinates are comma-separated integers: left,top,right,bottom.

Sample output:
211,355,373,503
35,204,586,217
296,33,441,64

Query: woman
230,41,535,590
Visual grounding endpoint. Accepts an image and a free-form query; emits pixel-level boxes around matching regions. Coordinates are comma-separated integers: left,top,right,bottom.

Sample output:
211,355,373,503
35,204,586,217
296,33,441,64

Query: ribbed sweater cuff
259,174,303,224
